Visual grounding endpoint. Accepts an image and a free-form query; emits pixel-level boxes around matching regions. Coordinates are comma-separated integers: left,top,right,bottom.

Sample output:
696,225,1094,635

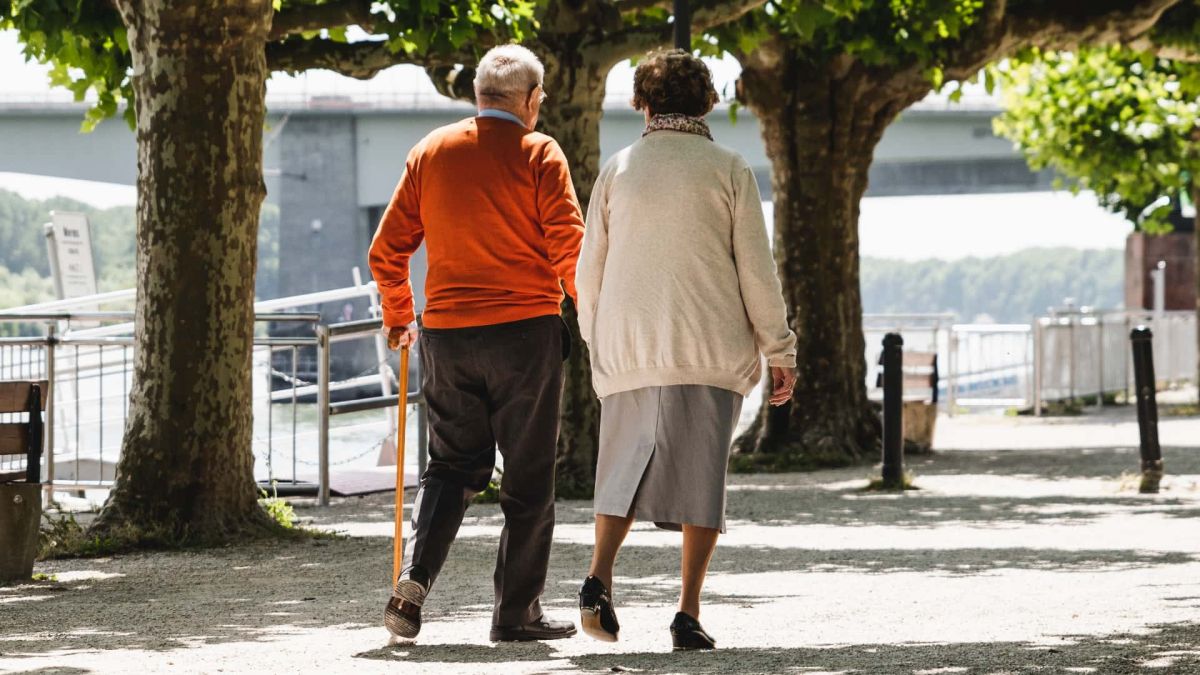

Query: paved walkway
3,412,1200,674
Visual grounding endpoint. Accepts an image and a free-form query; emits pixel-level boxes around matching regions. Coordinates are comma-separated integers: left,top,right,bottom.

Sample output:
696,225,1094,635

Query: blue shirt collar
478,108,527,129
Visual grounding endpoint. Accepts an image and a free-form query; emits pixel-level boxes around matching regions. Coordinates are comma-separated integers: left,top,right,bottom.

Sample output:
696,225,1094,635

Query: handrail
0,310,320,328
256,312,322,323
0,288,136,314
952,324,1032,334
327,317,382,337
0,311,134,322
0,285,372,339
253,283,378,312
0,334,318,348
0,282,420,507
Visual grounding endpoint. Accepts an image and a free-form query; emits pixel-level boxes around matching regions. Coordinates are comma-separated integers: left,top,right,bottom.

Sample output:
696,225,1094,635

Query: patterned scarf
642,113,713,141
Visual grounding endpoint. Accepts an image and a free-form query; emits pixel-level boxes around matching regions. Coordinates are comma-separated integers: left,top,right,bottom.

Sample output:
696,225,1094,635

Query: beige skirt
593,385,743,533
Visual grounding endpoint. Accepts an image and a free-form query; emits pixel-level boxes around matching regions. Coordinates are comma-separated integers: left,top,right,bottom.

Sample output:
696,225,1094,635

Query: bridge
0,92,1046,303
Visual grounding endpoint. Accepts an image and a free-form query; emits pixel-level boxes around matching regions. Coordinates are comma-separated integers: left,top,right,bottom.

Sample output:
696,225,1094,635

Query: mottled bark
536,45,611,499
734,48,928,469
93,0,277,544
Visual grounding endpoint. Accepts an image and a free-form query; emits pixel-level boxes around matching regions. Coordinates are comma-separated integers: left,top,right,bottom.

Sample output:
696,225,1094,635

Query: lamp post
673,0,691,50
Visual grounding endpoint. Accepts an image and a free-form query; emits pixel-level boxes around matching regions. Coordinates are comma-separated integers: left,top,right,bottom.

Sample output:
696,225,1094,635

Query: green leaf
925,66,944,90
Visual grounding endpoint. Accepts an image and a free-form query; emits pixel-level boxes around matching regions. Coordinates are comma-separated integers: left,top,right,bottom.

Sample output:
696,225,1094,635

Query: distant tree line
2,182,1123,326
860,248,1124,323
0,188,278,309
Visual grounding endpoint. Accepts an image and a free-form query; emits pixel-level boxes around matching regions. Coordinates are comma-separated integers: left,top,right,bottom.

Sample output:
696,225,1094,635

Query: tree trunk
535,43,611,499
92,0,277,545
734,51,927,470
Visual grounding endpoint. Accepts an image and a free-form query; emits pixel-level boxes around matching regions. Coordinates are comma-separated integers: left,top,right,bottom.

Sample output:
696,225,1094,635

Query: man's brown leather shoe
384,575,428,639
489,617,577,642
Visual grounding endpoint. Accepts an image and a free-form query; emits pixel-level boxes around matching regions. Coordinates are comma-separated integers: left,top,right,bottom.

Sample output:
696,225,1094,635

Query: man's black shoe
384,567,430,639
490,617,577,642
579,575,620,642
670,611,716,651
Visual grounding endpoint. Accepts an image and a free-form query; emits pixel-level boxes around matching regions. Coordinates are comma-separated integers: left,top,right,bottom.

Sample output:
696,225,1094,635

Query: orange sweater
369,117,585,329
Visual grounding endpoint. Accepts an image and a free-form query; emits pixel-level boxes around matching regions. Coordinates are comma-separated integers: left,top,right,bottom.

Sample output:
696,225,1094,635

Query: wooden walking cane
392,343,410,586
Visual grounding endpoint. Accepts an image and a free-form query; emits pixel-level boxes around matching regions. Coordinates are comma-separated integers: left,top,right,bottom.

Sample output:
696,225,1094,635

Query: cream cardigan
576,130,797,398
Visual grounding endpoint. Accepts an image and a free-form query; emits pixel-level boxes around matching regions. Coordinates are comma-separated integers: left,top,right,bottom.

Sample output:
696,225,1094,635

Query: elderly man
369,44,584,642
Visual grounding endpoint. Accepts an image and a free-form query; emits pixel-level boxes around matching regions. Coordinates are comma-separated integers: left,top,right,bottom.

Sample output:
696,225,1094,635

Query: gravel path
2,413,1200,674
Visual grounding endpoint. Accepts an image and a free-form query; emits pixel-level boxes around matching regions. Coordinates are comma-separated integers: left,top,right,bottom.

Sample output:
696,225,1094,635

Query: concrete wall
277,114,367,302
0,112,137,185
1125,232,1197,311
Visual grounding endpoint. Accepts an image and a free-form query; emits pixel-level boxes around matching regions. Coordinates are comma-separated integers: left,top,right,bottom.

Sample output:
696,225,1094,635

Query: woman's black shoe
670,611,716,651
578,575,620,642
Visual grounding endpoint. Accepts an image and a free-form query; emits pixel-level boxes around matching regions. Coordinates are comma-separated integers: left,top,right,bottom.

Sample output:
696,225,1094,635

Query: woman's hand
385,322,419,350
768,366,797,406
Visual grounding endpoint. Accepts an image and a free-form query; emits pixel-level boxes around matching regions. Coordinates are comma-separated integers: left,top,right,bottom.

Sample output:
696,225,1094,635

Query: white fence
865,310,1197,413
1033,310,1196,413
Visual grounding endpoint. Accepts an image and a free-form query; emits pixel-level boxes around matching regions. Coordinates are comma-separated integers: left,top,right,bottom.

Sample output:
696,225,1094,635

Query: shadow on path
566,621,1200,674
3,446,1198,668
351,621,1200,674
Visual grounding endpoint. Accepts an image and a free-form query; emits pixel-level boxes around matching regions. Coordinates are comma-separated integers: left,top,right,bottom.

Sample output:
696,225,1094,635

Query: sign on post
45,212,98,301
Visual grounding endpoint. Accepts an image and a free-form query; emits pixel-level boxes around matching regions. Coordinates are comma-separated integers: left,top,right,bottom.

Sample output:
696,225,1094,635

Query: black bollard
1130,326,1164,493
881,333,904,487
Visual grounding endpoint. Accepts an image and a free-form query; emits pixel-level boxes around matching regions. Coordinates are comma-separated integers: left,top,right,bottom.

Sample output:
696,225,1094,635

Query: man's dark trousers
401,314,563,627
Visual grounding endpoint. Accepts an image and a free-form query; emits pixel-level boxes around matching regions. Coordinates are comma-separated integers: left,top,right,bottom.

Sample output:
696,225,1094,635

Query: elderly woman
574,50,798,650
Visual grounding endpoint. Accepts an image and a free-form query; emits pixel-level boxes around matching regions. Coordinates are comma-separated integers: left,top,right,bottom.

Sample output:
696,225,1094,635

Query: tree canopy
994,47,1200,233
1,0,538,129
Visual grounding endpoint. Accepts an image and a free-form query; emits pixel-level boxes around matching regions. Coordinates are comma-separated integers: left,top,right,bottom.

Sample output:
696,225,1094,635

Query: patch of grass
863,472,920,491
258,487,297,530
257,487,343,540
473,469,503,504
1021,400,1084,416
1017,393,1127,416
38,497,340,561
1162,403,1200,417
37,512,131,560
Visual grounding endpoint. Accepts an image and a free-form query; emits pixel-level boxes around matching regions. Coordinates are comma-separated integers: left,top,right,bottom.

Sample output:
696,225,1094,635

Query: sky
0,30,1133,260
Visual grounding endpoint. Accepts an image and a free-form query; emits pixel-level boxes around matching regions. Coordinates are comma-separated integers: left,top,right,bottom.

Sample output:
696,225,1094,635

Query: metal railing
0,312,322,494
865,315,1032,412
7,299,1193,504
864,310,1197,413
1031,308,1197,415
0,277,428,507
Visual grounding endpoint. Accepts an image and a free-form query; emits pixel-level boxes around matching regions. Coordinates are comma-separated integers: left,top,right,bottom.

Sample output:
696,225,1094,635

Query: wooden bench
876,351,939,402
0,380,47,484
876,351,939,451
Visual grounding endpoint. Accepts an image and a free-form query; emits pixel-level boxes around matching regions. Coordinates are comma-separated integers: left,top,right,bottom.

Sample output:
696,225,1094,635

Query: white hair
473,45,544,102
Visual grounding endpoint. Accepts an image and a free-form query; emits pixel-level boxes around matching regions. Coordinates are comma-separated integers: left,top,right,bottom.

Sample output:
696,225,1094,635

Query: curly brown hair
631,49,719,118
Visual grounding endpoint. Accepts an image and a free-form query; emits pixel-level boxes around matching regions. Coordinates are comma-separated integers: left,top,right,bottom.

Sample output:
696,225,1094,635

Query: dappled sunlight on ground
3,430,1200,673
